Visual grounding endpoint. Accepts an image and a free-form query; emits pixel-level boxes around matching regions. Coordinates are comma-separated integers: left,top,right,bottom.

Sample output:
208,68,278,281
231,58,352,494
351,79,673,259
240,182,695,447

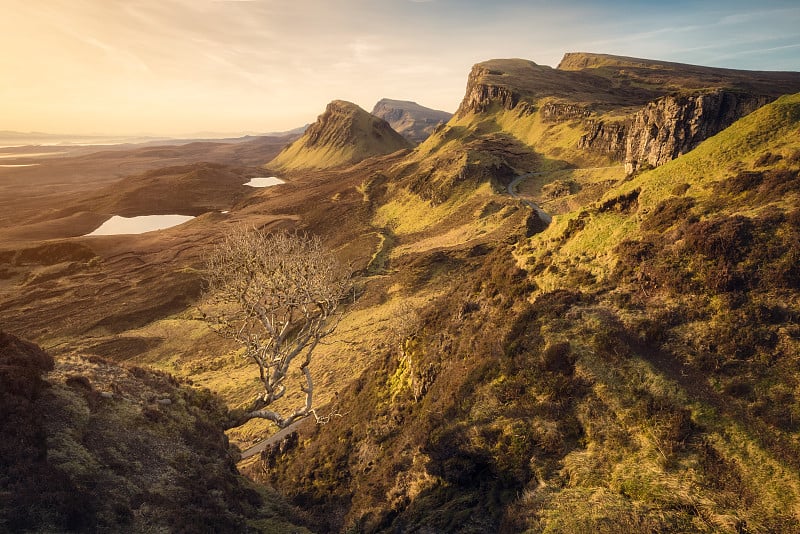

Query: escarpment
451,54,800,175
578,120,628,160
456,64,524,116
540,102,592,122
624,90,771,173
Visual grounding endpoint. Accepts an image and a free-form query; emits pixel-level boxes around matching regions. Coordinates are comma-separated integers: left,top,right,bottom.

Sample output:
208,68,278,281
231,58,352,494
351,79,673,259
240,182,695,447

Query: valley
2,52,800,533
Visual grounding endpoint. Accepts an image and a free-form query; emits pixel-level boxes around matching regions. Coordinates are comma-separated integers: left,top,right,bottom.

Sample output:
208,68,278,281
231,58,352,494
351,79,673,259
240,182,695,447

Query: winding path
507,166,625,226
507,172,552,225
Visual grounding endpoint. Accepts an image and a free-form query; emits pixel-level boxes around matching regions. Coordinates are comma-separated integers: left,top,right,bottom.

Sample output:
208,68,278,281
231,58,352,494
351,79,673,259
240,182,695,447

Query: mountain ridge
371,99,452,144
269,99,412,171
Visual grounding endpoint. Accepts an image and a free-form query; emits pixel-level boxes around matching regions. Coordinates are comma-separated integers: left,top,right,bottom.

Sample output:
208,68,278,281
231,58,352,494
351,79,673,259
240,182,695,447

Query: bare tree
202,228,351,429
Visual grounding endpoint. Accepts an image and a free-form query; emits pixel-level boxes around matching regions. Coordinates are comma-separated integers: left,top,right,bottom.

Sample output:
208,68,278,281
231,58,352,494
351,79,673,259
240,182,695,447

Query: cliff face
578,120,628,160
456,64,523,116
540,102,592,122
624,90,771,173
450,55,800,174
371,99,452,144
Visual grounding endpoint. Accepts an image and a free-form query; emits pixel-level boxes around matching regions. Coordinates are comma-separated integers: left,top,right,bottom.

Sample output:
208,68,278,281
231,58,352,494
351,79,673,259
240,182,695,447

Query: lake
244,176,284,187
87,215,195,236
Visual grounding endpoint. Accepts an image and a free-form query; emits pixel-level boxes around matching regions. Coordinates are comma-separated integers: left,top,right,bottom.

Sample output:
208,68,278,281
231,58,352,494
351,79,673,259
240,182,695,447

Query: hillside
0,331,310,532
371,99,452,144
2,52,800,533
243,70,800,532
269,100,412,171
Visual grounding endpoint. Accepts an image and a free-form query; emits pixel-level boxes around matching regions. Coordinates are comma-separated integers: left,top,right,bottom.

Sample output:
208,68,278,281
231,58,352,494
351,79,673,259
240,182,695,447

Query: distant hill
268,100,412,171
371,99,452,144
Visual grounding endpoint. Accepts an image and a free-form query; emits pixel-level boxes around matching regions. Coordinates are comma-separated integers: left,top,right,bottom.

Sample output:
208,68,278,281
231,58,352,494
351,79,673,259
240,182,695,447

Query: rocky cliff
578,119,628,160
371,99,452,144
540,102,592,122
269,100,411,171
449,54,800,174
456,64,524,116
624,90,771,173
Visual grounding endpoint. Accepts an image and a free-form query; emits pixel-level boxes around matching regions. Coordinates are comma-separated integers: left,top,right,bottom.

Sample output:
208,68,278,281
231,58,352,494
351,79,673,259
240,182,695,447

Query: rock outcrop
624,90,771,173
302,100,408,152
578,120,628,161
371,99,452,144
270,100,412,171
456,64,524,116
540,102,592,122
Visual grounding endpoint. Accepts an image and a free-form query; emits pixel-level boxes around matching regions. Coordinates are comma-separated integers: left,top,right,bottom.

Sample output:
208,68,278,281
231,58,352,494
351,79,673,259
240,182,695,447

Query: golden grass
374,181,496,236
521,93,800,293
561,309,800,532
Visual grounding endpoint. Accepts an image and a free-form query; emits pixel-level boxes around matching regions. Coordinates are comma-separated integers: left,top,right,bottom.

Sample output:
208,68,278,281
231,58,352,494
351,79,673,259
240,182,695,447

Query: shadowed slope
372,99,452,144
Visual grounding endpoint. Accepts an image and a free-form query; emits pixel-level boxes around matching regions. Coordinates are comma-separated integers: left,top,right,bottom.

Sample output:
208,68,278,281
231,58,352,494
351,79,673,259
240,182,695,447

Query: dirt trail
507,172,552,224
506,166,623,225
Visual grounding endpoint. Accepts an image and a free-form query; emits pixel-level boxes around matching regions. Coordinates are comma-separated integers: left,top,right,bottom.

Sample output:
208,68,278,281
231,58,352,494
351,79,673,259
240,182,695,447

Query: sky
2,0,799,137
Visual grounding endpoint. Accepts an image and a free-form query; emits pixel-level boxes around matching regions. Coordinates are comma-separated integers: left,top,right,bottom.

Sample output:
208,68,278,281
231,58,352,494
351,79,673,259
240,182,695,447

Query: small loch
244,176,284,188
86,215,195,236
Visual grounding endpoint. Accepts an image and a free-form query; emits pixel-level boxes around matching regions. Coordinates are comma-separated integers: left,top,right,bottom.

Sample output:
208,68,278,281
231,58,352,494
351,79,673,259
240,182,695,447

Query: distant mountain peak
269,100,411,171
371,99,452,144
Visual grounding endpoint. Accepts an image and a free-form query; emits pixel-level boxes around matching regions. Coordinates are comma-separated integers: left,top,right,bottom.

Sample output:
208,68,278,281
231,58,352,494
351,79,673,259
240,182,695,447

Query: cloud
2,0,799,135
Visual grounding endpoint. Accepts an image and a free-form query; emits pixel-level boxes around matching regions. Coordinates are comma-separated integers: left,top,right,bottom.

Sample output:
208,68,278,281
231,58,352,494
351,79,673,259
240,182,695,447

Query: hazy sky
2,0,799,136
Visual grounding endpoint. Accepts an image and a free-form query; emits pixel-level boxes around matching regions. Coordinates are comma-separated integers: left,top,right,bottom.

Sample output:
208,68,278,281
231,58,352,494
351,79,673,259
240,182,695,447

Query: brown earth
0,139,388,349
0,135,295,244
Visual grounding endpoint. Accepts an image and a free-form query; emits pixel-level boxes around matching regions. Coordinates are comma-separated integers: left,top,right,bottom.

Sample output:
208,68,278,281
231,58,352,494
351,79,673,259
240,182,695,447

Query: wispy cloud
1,0,799,135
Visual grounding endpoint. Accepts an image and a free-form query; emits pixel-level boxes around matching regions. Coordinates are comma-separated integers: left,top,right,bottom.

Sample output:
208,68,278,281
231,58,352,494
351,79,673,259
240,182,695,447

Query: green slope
254,94,800,533
269,100,411,171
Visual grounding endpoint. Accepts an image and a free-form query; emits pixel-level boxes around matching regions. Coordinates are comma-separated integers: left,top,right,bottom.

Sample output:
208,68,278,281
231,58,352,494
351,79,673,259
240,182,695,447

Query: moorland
2,53,800,533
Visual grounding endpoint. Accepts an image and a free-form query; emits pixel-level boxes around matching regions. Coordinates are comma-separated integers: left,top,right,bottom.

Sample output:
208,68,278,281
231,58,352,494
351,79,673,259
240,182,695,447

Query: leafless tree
202,228,351,429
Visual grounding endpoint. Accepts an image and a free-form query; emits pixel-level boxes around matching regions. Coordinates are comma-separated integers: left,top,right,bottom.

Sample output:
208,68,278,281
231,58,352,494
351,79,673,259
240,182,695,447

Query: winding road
507,166,625,226
507,172,552,225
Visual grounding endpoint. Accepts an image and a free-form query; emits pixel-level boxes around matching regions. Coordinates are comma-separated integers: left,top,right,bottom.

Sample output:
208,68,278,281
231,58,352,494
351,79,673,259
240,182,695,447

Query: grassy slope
526,92,800,283
511,93,800,532
0,332,311,533
270,103,411,171
269,135,359,171
249,95,800,533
